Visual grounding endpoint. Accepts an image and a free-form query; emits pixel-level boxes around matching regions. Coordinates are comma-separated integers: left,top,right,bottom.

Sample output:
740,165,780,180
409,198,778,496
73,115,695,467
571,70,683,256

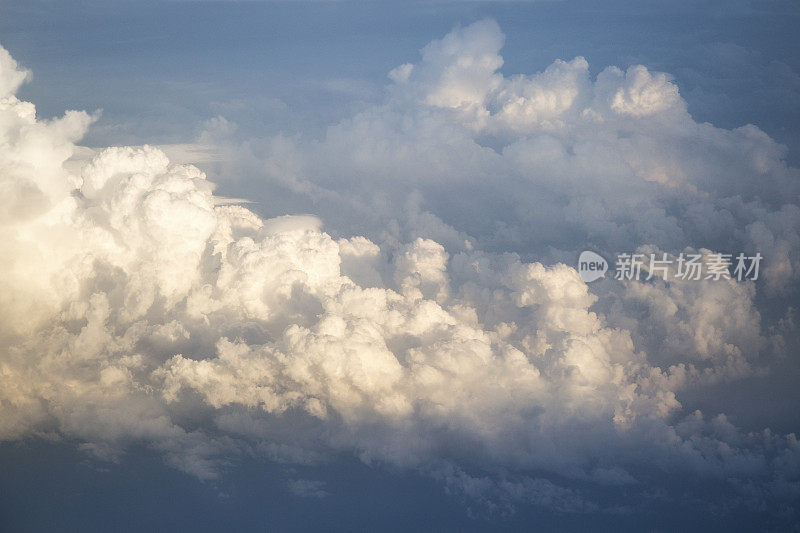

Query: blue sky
1,1,800,531
3,0,799,155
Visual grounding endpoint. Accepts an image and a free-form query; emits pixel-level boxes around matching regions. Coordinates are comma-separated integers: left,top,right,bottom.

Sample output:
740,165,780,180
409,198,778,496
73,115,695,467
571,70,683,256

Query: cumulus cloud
217,19,800,293
1,20,799,520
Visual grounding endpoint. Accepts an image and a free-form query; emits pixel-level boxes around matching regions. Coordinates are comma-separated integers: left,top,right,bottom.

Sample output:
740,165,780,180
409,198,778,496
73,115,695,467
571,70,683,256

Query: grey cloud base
1,21,799,523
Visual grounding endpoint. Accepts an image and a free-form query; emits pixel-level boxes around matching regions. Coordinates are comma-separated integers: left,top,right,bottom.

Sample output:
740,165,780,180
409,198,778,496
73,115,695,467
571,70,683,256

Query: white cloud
214,19,799,294
0,20,798,517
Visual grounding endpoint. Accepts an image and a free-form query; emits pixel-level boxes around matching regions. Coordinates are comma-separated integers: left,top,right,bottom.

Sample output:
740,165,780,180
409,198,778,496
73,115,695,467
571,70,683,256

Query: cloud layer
1,21,799,520
217,20,799,294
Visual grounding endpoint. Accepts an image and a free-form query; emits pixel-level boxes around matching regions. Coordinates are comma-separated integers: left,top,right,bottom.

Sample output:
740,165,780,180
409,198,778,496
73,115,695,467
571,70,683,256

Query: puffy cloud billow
1,20,799,521
219,20,800,294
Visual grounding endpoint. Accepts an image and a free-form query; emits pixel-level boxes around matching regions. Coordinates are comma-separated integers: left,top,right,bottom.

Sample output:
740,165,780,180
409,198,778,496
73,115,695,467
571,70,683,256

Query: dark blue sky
0,440,782,532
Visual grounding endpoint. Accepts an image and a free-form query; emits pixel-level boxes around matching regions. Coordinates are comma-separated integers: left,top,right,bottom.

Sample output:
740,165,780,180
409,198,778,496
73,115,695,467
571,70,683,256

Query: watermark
578,250,609,283
578,251,762,283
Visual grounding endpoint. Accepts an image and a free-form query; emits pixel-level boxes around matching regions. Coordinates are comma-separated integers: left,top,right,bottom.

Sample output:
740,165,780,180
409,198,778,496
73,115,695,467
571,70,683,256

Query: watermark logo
578,250,608,283
578,251,762,283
